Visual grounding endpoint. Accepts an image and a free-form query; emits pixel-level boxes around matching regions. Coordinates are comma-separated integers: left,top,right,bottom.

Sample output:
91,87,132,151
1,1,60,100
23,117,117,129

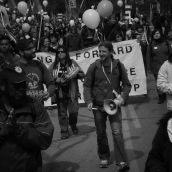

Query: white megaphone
103,99,118,115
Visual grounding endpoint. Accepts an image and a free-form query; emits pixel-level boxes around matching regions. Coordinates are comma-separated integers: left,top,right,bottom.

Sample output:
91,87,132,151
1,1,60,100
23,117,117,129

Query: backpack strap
29,100,36,122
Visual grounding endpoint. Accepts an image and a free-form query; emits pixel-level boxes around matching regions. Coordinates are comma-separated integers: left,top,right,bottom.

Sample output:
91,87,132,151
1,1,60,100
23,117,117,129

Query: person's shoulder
31,59,47,69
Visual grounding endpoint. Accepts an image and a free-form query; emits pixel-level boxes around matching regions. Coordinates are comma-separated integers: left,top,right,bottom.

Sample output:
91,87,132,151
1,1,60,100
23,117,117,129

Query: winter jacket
144,112,172,172
0,97,54,172
65,32,83,52
146,40,170,75
83,58,131,106
157,60,172,111
50,59,85,102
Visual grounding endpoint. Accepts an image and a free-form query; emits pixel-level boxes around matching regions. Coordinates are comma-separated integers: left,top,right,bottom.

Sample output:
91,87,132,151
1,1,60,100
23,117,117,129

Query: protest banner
35,39,147,105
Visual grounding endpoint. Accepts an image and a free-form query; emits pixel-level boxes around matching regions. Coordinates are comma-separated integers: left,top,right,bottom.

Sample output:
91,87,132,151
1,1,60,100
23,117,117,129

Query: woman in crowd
50,45,85,139
146,28,170,104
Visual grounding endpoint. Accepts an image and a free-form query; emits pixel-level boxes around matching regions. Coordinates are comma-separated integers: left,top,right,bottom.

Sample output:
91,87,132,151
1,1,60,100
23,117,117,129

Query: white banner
35,39,147,105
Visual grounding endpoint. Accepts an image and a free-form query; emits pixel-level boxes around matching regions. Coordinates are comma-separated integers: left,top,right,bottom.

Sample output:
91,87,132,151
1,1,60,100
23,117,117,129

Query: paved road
42,73,167,172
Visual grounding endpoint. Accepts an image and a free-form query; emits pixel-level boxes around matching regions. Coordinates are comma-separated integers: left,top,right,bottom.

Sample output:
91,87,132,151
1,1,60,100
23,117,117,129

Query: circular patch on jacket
14,66,22,73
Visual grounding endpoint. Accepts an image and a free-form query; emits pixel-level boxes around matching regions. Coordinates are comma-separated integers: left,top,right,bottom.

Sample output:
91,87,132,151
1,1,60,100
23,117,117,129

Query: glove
88,102,93,111
42,91,50,101
114,95,124,107
55,77,62,83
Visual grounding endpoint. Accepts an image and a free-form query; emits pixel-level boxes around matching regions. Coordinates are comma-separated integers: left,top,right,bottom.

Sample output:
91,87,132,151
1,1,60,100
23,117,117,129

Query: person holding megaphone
83,41,131,171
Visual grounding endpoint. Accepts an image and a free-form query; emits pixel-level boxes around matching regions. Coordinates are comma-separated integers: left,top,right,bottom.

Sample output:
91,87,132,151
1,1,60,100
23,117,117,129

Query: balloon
69,20,75,27
44,15,50,22
43,0,48,7
117,0,123,7
16,18,20,23
17,1,28,15
134,17,139,22
22,23,31,33
28,16,32,21
82,9,100,29
97,0,113,18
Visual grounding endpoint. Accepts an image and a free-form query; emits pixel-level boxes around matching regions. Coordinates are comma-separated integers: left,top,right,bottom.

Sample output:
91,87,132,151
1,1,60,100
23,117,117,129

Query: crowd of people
0,2,172,171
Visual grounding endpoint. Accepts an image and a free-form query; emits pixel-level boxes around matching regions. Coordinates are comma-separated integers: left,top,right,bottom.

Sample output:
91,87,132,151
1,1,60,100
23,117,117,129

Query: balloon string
0,6,5,28
80,0,85,9
37,14,43,50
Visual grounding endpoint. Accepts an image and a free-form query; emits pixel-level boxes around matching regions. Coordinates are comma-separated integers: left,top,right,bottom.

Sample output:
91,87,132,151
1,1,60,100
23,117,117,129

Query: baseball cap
0,65,26,84
17,38,34,51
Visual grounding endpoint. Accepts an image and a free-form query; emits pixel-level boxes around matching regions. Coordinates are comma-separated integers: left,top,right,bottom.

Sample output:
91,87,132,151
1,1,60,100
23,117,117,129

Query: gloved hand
88,102,93,111
55,77,62,83
42,91,50,101
114,95,124,107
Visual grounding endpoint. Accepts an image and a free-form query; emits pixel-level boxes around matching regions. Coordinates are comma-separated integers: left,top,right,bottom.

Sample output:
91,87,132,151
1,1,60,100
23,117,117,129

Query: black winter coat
145,112,172,172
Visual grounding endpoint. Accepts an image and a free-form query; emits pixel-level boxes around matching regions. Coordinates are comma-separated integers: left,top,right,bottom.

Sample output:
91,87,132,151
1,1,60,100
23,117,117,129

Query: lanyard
101,60,119,98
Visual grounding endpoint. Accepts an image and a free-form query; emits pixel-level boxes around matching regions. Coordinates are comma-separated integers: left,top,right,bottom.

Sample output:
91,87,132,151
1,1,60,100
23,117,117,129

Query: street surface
42,73,167,172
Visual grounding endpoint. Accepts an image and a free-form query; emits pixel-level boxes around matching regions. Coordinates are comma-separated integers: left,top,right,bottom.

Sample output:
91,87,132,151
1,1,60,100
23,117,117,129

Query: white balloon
17,1,28,15
16,18,20,23
117,0,123,7
82,9,100,29
69,20,75,27
28,16,32,21
134,17,139,22
22,23,31,33
43,0,48,7
44,15,50,22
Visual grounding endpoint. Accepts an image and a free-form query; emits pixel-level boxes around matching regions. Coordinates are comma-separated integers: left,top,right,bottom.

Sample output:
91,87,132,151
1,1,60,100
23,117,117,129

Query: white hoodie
157,60,172,110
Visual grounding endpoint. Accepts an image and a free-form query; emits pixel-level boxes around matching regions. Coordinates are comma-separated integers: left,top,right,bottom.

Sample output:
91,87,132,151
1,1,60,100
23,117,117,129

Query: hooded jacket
83,58,131,106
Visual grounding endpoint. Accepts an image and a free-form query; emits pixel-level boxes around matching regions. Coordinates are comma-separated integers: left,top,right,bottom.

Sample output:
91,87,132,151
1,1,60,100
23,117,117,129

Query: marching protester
146,28,170,104
144,111,172,172
83,41,131,171
16,38,55,103
65,22,84,52
49,45,85,139
0,64,54,172
0,35,19,67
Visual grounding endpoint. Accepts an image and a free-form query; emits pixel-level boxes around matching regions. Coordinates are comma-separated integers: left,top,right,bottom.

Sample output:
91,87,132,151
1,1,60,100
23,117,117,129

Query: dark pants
93,108,128,164
56,97,79,136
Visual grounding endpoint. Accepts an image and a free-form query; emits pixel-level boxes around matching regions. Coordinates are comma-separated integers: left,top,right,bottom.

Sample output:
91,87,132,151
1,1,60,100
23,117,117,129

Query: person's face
0,39,10,53
137,28,143,33
153,31,161,40
115,34,123,42
44,38,50,47
23,43,36,60
99,46,111,61
58,51,66,60
50,37,57,48
7,81,27,107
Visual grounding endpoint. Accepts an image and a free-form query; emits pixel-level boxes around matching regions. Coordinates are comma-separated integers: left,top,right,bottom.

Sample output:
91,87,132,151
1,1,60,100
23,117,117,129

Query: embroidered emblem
14,66,22,73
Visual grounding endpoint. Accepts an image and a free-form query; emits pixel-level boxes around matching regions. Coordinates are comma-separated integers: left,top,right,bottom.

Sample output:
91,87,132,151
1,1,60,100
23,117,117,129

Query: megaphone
103,99,118,115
